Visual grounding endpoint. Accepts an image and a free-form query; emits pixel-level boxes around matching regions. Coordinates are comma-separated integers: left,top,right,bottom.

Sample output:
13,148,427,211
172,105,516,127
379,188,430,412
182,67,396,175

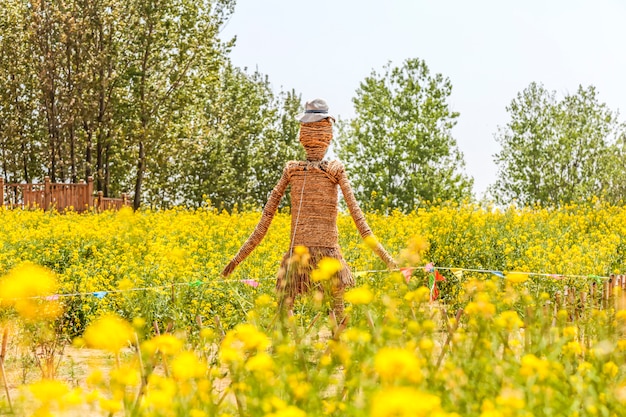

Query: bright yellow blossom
345,286,374,305
143,334,183,356
374,347,422,383
494,310,524,330
505,271,528,284
370,387,442,417
83,314,133,353
311,257,343,282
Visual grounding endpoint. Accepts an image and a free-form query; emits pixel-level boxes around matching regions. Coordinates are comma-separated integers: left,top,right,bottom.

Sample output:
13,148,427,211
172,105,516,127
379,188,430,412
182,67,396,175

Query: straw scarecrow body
222,99,396,318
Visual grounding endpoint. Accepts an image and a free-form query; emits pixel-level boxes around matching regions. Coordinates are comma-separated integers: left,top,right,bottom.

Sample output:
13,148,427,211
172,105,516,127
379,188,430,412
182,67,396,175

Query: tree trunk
133,140,145,210
96,133,104,191
21,142,30,183
84,123,93,180
104,141,111,197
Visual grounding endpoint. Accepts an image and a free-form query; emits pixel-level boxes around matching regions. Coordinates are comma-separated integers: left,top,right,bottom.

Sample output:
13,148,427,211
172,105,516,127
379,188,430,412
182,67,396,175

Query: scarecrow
222,99,397,319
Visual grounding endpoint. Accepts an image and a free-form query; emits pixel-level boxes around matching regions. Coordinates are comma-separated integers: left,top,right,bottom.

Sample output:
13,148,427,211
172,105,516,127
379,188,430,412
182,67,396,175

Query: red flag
430,270,445,301
400,267,414,284
432,283,439,300
435,270,445,282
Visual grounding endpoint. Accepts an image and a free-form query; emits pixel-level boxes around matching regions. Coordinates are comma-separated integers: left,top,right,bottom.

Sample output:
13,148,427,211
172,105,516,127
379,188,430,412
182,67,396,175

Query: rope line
2,264,615,302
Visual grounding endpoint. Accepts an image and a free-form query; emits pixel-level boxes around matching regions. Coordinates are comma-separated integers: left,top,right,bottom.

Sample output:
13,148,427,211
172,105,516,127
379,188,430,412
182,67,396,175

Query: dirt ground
0,344,123,415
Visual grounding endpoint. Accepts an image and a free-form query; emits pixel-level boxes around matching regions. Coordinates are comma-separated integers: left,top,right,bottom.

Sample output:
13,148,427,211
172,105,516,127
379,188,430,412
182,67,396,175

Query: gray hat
295,98,336,123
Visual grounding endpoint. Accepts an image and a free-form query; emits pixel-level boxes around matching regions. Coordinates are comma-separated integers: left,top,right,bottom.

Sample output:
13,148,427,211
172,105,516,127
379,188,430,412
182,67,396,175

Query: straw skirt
275,246,355,299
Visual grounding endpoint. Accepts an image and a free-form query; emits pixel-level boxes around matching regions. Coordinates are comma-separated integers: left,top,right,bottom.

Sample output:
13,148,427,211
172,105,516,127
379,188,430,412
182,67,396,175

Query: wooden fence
0,177,130,213
552,274,626,319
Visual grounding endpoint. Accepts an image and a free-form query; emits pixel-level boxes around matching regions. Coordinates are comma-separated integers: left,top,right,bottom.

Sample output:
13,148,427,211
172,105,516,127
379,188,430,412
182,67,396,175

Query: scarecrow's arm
337,166,397,270
222,166,291,277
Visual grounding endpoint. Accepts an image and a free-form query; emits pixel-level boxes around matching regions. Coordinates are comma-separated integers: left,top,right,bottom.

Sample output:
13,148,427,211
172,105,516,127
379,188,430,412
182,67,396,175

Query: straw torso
287,160,341,248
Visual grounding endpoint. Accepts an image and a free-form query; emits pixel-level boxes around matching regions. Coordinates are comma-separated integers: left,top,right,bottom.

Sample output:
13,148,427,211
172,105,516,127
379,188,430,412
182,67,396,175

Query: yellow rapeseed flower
374,347,422,384
143,334,183,356
370,387,442,417
28,379,70,404
245,352,275,375
233,323,271,351
397,235,428,266
494,310,524,331
220,323,271,365
266,405,306,417
505,271,528,284
0,261,61,320
0,261,57,300
83,314,134,353
100,398,123,414
603,361,619,378
464,293,496,319
345,286,374,305
342,328,372,344
171,351,206,380
293,245,309,256
142,374,177,410
562,341,584,357
495,387,525,410
519,354,550,381
109,365,141,387
311,257,343,282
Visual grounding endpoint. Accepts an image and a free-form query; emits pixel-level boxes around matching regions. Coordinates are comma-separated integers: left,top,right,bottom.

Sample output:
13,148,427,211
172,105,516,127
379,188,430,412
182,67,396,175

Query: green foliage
335,58,473,214
0,0,301,211
492,82,626,206
175,64,303,211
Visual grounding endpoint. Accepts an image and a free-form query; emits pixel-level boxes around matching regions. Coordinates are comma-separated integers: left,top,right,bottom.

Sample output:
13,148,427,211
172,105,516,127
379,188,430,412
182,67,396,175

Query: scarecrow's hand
222,260,237,277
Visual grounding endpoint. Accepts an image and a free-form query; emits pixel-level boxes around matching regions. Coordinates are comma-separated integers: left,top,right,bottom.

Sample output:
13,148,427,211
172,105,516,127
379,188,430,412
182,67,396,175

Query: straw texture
222,119,396,317
299,118,333,161
275,245,353,298
223,159,396,279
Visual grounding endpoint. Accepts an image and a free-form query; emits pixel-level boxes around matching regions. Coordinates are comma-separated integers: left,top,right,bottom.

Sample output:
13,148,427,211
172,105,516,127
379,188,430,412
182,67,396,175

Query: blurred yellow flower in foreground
245,351,275,375
83,314,134,354
171,351,206,380
0,261,61,320
143,334,183,356
397,235,429,266
345,286,374,305
28,379,70,404
311,257,343,282
266,405,306,417
505,272,528,284
495,310,524,331
220,323,271,365
465,293,496,319
374,347,422,384
370,387,443,417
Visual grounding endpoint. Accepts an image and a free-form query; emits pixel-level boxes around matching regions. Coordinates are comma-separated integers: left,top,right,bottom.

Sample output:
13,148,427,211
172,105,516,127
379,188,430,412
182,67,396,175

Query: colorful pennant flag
428,268,446,301
241,279,259,288
588,275,603,284
400,267,414,284
451,268,464,280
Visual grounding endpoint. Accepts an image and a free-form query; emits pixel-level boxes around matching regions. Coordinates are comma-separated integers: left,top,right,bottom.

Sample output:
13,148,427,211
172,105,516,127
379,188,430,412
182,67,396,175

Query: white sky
220,0,626,197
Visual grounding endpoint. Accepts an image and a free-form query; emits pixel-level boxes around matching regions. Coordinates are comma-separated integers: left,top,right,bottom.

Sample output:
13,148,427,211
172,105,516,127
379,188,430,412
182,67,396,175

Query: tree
0,0,302,210
335,58,473,213
117,0,234,209
176,64,303,211
492,82,626,205
0,0,42,183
